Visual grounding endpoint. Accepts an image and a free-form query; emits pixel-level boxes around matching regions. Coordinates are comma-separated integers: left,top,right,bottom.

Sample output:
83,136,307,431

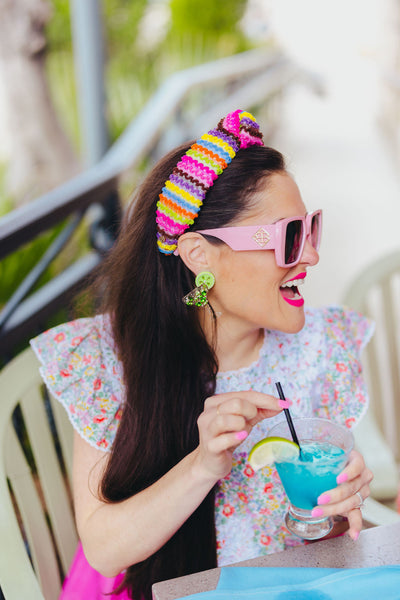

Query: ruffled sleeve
311,306,374,428
30,314,124,452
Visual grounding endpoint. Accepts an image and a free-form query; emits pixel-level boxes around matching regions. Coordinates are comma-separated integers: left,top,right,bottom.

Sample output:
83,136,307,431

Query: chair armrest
354,410,399,500
361,496,400,526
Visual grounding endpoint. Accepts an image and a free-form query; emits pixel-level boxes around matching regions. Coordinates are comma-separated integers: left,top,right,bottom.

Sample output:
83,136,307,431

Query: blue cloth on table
177,566,400,599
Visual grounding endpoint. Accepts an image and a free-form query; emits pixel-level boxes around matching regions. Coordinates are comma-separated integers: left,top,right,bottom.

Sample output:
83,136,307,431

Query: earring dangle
182,271,215,307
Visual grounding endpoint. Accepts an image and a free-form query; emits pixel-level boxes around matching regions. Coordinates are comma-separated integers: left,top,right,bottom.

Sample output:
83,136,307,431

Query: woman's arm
73,390,283,577
73,433,217,577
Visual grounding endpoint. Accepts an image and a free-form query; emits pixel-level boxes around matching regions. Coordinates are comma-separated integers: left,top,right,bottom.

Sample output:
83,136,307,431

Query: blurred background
268,0,400,308
0,0,399,555
1,0,400,345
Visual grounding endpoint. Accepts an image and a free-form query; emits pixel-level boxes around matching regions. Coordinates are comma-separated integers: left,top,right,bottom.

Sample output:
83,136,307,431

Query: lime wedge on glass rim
248,436,300,470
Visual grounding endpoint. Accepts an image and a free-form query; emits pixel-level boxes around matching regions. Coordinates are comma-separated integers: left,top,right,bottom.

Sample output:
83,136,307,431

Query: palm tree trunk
0,0,80,205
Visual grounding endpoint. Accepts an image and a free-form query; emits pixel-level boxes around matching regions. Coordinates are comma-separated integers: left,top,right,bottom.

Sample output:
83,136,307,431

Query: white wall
265,0,400,307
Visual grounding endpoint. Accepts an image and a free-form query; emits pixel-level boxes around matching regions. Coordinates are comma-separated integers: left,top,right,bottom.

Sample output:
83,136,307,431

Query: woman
31,110,373,599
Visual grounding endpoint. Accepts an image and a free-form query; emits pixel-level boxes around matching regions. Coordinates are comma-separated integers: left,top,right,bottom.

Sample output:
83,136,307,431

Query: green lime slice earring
182,271,215,307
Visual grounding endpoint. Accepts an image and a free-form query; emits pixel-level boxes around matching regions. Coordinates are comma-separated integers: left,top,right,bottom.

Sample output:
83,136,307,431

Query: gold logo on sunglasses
252,228,271,247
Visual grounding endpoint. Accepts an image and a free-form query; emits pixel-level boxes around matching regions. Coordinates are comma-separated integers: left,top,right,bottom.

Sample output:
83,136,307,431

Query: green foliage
0,217,90,307
43,0,253,144
45,0,152,146
169,0,247,38
0,229,61,308
165,0,250,70
103,0,156,140
46,0,72,51
0,180,14,218
103,0,148,55
46,51,80,152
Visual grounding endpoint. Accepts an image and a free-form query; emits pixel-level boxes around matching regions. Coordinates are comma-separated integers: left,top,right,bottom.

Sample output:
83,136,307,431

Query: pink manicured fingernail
278,399,292,409
351,531,359,541
318,493,331,505
235,430,248,441
337,472,348,484
311,508,324,518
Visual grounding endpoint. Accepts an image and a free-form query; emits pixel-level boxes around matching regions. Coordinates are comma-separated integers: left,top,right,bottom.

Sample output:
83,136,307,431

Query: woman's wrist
188,446,224,489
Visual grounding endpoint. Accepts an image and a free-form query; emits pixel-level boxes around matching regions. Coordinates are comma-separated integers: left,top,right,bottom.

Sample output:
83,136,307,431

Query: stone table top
152,523,400,600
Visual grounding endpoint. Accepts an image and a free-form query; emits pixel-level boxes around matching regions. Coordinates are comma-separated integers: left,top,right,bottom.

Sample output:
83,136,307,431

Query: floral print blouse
30,305,373,566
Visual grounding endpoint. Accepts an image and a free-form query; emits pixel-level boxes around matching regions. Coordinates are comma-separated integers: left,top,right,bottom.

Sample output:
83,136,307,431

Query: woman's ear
177,233,212,275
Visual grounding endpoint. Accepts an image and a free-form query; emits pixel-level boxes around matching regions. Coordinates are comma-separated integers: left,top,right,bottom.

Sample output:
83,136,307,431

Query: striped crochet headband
156,109,264,255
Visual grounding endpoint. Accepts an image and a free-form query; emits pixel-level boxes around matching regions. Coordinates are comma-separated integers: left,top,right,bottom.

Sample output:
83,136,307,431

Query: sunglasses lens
285,220,303,265
310,213,321,249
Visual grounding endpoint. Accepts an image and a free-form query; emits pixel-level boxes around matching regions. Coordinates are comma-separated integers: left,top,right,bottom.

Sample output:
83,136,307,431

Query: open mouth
279,273,306,307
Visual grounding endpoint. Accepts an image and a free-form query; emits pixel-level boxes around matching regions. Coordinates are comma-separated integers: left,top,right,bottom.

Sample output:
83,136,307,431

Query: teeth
281,278,305,288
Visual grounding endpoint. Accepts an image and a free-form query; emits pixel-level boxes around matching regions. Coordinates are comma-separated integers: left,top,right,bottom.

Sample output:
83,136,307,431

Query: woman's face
208,172,319,335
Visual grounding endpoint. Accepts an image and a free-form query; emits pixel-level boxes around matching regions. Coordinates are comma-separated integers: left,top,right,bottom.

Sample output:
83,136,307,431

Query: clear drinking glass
268,417,354,540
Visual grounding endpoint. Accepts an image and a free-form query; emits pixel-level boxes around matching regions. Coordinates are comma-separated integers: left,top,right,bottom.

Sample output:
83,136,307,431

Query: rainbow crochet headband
156,109,264,255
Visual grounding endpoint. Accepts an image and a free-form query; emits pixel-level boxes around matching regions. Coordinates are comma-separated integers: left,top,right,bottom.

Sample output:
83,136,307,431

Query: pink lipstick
283,272,306,283
279,272,306,307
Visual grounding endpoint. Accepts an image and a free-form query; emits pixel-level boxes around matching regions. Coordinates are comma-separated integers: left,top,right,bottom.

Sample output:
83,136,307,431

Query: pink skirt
60,542,131,599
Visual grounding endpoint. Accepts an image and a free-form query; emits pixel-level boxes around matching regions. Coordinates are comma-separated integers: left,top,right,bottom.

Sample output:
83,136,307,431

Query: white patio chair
343,249,400,526
0,346,78,600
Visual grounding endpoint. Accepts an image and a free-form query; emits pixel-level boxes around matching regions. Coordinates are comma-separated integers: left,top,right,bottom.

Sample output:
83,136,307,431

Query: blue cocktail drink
268,418,354,540
275,441,346,510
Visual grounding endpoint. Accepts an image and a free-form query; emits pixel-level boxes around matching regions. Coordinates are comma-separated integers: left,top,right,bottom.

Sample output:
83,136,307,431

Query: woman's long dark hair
94,143,286,599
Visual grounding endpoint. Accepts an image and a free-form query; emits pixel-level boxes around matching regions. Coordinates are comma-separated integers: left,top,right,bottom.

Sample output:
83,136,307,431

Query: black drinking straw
275,382,302,455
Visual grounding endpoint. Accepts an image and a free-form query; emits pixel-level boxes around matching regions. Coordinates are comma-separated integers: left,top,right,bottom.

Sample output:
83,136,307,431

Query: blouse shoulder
305,305,374,427
314,305,374,355
30,314,124,452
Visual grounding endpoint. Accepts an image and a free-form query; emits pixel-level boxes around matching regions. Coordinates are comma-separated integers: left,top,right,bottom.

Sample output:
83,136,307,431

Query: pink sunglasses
196,210,322,268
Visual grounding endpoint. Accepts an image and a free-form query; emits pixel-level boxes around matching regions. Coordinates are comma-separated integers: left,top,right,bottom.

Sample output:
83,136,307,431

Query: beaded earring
182,271,215,307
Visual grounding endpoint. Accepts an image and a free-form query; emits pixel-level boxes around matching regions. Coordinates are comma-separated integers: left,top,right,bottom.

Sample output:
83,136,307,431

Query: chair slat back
344,250,400,462
20,387,78,575
0,430,47,600
0,347,78,600
5,425,62,598
49,394,74,486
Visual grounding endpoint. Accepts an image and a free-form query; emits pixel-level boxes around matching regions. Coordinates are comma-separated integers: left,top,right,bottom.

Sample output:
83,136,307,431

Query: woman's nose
300,238,319,266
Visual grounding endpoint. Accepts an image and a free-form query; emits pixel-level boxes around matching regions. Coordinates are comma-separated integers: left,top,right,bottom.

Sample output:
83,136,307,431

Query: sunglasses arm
198,224,279,252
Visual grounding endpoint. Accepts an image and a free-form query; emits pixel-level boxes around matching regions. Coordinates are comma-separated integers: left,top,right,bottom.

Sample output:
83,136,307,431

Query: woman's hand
311,449,374,540
194,390,284,482
74,391,283,575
